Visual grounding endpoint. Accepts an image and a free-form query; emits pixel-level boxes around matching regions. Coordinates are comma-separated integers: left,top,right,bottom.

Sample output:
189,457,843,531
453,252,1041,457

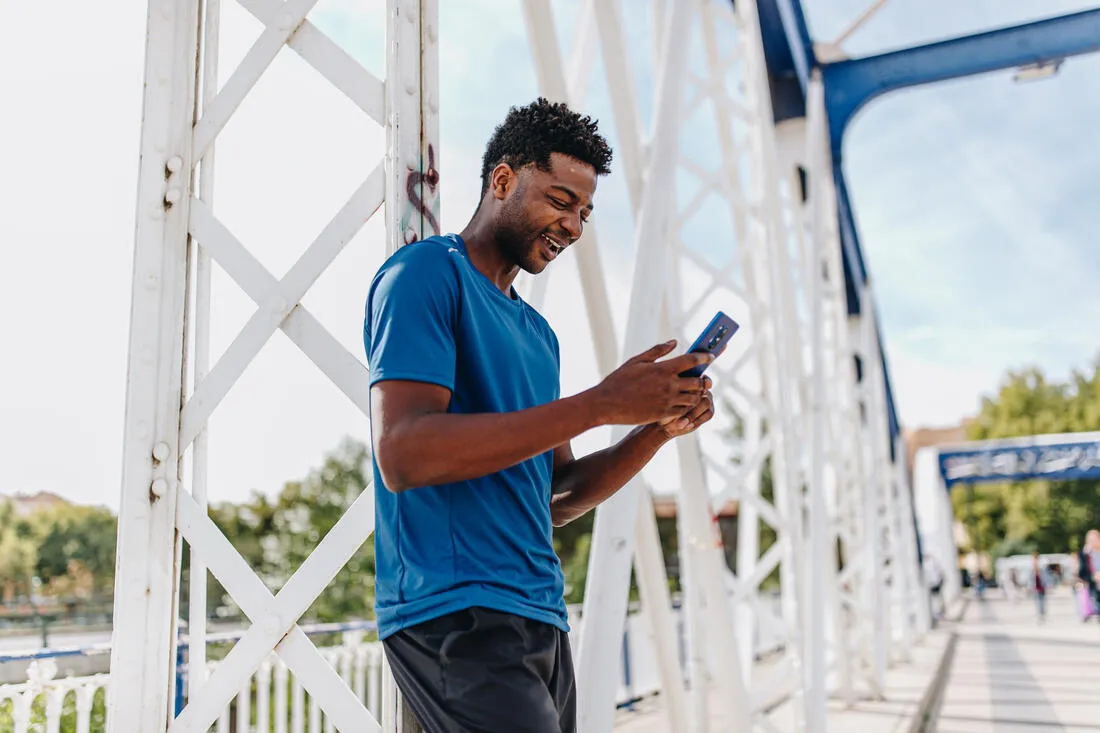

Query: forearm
550,424,670,526
376,390,604,492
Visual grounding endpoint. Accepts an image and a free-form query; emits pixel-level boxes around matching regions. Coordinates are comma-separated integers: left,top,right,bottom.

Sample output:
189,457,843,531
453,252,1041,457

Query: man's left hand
659,376,715,438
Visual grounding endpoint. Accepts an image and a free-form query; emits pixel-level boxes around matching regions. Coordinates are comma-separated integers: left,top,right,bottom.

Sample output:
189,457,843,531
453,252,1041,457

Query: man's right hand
589,340,714,426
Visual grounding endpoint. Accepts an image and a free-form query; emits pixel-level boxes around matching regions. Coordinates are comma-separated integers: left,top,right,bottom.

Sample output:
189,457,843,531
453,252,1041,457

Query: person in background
923,556,944,621
1078,529,1100,612
1032,552,1049,624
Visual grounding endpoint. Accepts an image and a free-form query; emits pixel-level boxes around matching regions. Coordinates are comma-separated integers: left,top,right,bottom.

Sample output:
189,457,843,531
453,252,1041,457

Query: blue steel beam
755,0,816,122
823,8,1100,157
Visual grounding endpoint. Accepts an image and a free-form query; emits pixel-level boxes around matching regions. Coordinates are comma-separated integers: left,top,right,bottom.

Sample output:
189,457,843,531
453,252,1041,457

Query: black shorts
382,606,576,733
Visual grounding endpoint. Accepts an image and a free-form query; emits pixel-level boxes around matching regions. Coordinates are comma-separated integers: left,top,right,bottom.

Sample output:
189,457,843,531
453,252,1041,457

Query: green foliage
34,506,117,596
206,437,377,623
0,499,116,603
952,359,1100,556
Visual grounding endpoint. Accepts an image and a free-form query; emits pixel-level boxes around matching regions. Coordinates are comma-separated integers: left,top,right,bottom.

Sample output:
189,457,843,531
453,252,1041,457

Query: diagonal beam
172,490,378,733
188,198,372,416
179,162,384,448
191,0,324,160
237,0,386,124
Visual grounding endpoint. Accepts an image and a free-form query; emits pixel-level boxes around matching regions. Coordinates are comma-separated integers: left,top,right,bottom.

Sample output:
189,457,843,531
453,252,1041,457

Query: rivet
153,442,171,461
166,156,183,173
164,188,181,205
151,478,168,498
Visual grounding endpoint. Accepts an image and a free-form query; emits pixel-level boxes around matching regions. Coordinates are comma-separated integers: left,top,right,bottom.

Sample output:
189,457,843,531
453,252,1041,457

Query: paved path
935,589,1100,732
613,617,954,732
612,586,1100,731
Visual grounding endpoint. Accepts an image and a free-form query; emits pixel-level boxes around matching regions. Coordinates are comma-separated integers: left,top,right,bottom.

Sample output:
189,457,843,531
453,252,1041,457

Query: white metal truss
107,0,436,730
109,0,931,732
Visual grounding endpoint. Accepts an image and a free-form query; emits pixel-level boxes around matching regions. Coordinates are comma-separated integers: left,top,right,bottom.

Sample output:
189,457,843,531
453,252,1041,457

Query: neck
459,204,520,295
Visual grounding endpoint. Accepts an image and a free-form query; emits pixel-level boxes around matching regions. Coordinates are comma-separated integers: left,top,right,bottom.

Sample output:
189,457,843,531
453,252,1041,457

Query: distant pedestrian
923,557,944,620
1032,552,1048,624
1077,529,1100,614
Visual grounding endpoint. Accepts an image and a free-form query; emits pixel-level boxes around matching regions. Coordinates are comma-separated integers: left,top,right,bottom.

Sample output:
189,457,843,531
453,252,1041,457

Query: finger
689,400,714,424
676,377,706,394
685,398,710,422
702,375,713,390
671,392,701,409
662,352,715,373
671,403,713,434
629,339,677,364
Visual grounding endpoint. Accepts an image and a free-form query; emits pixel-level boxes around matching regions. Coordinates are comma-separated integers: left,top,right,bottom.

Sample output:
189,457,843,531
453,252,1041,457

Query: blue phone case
679,311,740,377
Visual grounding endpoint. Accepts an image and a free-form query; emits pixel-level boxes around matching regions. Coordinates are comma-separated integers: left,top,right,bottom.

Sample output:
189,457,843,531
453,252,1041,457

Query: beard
494,196,549,274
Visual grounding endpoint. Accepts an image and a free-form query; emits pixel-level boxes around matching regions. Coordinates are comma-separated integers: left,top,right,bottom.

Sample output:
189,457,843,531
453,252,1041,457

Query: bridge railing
0,593,787,731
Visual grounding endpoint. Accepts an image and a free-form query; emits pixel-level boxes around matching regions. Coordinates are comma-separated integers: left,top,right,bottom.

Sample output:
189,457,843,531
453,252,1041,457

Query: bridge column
110,0,436,730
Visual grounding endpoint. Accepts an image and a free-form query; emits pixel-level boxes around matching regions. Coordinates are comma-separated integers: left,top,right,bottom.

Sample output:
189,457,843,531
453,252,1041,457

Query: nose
560,211,582,241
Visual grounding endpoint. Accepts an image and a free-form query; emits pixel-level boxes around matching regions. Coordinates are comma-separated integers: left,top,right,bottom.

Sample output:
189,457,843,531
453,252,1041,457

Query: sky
1,0,1097,511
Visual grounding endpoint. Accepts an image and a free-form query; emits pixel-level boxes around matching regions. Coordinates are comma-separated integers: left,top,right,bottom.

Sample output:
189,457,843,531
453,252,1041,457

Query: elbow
549,495,581,527
374,435,419,493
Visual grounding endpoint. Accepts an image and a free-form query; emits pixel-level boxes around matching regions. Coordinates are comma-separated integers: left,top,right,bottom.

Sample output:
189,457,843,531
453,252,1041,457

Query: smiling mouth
540,233,566,255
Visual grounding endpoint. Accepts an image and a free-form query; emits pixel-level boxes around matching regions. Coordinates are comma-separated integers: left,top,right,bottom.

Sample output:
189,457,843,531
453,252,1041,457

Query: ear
490,163,517,201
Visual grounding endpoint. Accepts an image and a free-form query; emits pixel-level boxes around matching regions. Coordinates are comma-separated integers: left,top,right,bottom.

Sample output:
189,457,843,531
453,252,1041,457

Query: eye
548,197,568,209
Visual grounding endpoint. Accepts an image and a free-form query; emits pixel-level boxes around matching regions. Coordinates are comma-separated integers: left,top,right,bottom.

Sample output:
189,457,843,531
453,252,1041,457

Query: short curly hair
479,98,613,196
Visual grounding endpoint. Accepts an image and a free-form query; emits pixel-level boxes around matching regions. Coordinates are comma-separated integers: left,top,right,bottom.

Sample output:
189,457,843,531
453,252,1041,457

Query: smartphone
679,311,740,377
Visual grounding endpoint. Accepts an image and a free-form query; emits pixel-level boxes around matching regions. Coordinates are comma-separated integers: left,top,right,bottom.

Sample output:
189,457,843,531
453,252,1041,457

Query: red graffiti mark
405,144,440,243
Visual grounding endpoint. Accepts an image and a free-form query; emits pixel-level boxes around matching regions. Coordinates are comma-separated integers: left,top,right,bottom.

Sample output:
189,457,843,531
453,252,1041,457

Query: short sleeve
364,242,461,391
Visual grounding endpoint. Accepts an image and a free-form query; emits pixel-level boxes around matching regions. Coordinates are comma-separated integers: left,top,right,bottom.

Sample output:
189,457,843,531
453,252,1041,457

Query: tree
208,437,377,623
33,505,117,599
954,358,1100,558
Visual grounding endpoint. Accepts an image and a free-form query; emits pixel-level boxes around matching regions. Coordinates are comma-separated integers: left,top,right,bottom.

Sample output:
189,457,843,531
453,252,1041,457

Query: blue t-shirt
363,234,568,640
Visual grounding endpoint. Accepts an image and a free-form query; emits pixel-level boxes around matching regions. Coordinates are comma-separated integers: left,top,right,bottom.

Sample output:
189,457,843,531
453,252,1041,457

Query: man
363,98,717,732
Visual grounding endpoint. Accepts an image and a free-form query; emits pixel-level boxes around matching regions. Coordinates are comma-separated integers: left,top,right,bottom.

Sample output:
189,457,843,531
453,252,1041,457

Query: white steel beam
803,71,830,732
107,0,200,729
575,2,695,730
518,3,691,730
187,0,220,703
113,0,435,730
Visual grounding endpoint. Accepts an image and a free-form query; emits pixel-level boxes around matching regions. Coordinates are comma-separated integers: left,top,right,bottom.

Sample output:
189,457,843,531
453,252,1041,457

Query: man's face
493,152,597,275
